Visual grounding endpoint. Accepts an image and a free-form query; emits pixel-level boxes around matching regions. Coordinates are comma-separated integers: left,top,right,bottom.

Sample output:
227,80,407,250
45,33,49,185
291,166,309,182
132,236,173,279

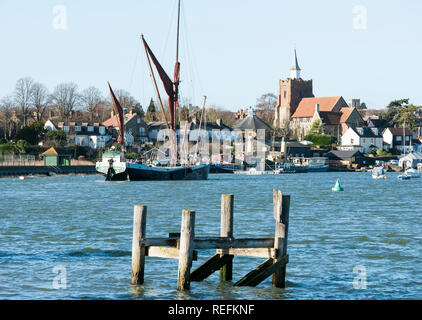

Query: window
88,126,94,132
396,136,402,142
63,126,69,132
284,91,287,99
75,126,81,132
139,127,145,136
405,136,410,142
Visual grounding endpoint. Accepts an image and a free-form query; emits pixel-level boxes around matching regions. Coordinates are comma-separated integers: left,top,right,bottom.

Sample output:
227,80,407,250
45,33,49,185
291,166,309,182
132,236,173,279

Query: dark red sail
141,35,177,130
107,82,125,148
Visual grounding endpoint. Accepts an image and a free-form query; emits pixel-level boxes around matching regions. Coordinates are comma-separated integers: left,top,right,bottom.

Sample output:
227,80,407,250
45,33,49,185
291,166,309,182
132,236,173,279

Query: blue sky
0,0,421,111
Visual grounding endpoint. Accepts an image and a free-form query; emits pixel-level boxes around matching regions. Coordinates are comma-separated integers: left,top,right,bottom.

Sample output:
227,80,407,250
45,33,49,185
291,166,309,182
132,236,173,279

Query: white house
340,127,383,154
45,120,111,149
382,127,413,153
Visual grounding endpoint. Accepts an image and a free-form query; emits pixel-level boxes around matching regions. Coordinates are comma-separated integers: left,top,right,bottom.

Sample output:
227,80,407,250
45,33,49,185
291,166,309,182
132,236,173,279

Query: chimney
315,104,320,114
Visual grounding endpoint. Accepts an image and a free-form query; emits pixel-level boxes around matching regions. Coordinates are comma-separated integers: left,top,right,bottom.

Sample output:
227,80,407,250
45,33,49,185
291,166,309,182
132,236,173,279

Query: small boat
307,158,329,172
398,174,411,180
372,166,386,179
332,179,344,192
19,176,25,180
404,168,420,178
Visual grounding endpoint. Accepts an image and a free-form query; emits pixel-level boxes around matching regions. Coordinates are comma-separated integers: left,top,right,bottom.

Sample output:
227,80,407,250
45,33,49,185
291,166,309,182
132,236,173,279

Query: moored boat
96,0,210,181
372,166,386,179
404,168,420,178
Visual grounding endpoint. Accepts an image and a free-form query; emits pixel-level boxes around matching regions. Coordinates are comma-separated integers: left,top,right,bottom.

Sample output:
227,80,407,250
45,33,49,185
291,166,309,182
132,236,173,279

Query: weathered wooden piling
272,190,290,288
131,190,290,290
131,205,147,285
177,210,196,290
219,194,234,281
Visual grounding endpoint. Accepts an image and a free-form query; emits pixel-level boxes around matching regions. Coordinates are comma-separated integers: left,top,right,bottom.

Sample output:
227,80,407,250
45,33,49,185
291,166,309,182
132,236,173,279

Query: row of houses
44,104,422,159
339,126,421,154
43,109,239,153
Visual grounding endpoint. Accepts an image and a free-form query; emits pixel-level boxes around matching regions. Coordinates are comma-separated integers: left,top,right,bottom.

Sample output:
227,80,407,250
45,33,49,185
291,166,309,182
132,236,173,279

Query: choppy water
0,172,421,300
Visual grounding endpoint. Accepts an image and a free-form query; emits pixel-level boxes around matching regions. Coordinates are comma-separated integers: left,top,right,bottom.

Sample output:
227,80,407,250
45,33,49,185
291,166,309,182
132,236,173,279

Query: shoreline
0,165,98,178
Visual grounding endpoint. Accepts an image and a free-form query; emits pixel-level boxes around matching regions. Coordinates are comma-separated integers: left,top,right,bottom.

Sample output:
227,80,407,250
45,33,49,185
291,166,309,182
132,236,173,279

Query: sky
0,0,421,112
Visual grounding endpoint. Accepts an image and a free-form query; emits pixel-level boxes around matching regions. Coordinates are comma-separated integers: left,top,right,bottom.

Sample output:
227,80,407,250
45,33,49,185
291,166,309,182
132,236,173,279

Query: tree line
0,77,148,142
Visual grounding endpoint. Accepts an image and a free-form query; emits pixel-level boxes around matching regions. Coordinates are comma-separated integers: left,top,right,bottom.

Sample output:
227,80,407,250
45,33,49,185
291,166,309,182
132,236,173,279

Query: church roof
291,49,301,71
292,96,342,118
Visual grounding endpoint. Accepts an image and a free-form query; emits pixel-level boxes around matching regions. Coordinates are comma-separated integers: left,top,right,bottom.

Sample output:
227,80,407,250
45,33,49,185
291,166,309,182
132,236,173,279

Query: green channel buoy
332,179,344,192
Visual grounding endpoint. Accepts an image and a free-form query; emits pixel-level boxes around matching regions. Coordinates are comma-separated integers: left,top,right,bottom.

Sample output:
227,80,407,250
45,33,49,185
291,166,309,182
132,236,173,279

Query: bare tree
96,99,112,123
0,96,18,140
31,82,50,121
50,82,80,120
14,77,34,126
256,93,277,110
81,86,103,121
115,89,139,111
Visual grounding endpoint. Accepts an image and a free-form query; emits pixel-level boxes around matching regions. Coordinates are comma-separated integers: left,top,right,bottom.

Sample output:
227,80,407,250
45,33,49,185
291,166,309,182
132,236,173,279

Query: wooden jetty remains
131,190,290,290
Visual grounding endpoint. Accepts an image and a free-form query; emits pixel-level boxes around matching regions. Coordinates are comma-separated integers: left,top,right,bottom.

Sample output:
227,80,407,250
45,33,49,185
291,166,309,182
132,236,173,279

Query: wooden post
272,190,290,288
220,194,234,281
177,210,196,290
131,205,147,285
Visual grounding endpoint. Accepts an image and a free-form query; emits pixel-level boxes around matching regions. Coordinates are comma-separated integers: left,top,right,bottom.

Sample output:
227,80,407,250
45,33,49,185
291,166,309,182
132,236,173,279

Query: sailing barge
96,0,210,181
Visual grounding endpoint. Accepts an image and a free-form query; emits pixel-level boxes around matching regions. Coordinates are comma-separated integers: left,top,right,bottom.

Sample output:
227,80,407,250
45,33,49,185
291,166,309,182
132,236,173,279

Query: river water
0,172,421,300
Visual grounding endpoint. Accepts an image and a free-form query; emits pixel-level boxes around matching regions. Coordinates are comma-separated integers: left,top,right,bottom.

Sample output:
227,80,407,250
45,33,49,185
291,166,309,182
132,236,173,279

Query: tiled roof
292,96,342,118
327,150,362,159
339,107,355,123
351,127,382,138
234,114,272,131
42,147,58,156
103,113,137,127
385,127,412,136
319,111,342,125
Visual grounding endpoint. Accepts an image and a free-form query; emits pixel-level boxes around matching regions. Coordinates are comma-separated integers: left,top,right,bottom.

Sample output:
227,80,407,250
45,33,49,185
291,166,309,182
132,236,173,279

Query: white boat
372,166,386,179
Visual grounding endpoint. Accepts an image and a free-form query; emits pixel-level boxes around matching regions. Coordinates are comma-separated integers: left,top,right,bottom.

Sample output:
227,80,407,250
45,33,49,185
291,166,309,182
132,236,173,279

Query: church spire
290,48,301,79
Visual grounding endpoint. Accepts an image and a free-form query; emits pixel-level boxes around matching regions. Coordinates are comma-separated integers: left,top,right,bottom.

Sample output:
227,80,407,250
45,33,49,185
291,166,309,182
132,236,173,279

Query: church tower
274,49,314,129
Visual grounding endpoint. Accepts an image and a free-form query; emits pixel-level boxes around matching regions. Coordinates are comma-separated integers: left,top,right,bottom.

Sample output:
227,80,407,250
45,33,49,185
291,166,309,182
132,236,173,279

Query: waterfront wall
0,165,97,177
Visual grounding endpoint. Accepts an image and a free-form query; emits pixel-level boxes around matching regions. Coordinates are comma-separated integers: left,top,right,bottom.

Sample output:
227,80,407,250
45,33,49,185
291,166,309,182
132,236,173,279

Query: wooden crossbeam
141,237,274,250
217,248,276,258
234,255,289,287
146,246,198,261
190,254,233,282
